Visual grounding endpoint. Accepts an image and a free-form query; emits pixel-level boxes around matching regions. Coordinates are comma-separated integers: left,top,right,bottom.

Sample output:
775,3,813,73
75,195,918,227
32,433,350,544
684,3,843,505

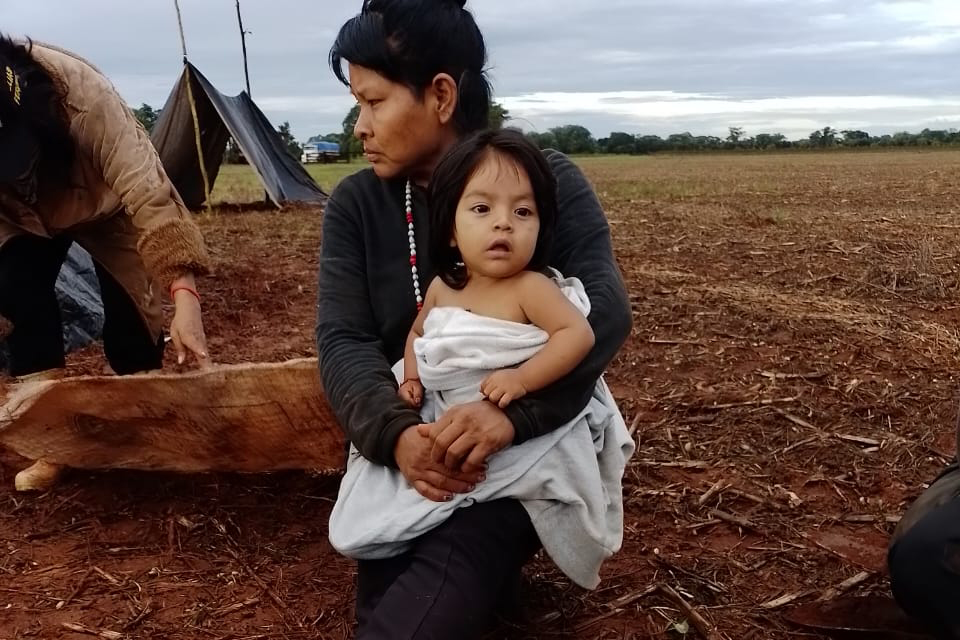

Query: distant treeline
134,99,959,161
525,125,960,155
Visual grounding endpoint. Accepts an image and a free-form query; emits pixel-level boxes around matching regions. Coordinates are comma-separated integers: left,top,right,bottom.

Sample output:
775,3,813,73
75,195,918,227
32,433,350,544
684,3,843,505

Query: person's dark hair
329,0,490,134
428,128,557,289
0,35,74,196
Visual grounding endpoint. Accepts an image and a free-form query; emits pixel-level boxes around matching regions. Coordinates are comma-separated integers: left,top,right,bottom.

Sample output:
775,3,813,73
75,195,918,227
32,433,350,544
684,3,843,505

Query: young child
397,128,595,411
329,129,634,590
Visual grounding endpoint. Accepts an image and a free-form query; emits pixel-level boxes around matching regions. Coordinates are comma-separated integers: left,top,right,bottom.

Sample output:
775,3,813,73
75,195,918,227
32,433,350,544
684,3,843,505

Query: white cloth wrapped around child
328,272,635,589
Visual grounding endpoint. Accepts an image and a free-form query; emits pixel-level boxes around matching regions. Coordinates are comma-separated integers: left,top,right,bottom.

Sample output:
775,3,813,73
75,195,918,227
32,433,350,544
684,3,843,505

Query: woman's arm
316,188,422,466
169,271,208,365
80,89,209,289
81,87,211,363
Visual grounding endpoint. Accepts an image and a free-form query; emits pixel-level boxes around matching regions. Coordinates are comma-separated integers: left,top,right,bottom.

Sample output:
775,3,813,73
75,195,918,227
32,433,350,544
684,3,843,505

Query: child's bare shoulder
516,270,558,291
426,276,452,295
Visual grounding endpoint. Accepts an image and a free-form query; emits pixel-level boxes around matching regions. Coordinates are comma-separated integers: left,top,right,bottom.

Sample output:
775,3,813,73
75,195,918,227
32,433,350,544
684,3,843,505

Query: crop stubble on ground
1,150,960,638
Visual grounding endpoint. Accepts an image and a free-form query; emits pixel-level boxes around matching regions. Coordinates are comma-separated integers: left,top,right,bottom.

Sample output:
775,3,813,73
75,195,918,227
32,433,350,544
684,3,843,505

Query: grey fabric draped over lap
151,63,328,209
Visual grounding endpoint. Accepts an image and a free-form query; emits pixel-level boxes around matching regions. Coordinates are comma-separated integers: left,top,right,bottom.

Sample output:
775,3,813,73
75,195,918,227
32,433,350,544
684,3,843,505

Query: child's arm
481,272,595,408
399,280,439,408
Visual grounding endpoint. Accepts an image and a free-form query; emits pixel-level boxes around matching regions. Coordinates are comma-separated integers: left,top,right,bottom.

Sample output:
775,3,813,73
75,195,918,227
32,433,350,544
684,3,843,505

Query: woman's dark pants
0,234,163,376
355,498,540,640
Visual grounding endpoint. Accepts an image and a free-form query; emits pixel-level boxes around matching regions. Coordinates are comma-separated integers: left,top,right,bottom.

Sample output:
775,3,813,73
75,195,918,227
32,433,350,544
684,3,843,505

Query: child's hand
481,370,528,408
399,378,424,408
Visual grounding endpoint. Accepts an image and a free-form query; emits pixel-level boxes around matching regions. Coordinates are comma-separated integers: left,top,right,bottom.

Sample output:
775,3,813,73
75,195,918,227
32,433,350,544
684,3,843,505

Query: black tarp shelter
151,63,327,209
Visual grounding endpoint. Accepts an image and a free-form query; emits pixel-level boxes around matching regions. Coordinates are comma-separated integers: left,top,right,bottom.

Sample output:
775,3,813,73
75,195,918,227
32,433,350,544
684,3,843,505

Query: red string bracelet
170,285,201,303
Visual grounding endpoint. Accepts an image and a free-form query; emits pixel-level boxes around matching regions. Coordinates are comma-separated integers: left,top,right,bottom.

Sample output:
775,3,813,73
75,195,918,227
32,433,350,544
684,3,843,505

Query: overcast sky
6,0,959,142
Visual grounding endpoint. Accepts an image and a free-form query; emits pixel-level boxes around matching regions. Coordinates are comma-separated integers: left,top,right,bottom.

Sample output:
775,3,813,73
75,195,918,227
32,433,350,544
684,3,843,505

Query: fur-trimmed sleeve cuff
137,217,212,288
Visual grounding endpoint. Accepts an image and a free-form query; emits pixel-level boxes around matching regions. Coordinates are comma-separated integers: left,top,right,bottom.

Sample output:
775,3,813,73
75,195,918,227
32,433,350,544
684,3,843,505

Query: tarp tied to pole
151,63,328,209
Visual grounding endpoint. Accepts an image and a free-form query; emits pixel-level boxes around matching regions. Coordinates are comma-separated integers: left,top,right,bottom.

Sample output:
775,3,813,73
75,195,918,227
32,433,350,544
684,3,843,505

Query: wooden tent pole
234,0,271,206
174,0,213,212
236,0,252,97
234,0,269,205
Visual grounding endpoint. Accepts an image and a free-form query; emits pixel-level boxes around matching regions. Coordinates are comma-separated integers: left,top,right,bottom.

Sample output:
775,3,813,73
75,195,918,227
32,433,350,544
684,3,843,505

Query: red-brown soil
2,150,960,639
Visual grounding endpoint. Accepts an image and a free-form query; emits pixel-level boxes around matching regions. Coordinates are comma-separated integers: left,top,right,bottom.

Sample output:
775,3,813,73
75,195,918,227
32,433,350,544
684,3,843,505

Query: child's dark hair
0,35,75,191
329,0,490,134
428,128,557,289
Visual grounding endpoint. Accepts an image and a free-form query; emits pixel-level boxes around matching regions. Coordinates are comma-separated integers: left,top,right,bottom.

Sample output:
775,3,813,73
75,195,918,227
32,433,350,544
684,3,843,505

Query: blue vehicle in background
301,139,342,163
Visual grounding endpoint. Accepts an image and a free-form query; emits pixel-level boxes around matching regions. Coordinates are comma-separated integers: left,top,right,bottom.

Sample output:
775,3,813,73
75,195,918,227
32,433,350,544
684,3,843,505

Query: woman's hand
394,426,485,502
417,401,515,473
169,273,210,367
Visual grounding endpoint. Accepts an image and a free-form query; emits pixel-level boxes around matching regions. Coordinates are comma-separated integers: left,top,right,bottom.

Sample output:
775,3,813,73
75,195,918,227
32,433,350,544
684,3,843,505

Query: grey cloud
6,0,957,141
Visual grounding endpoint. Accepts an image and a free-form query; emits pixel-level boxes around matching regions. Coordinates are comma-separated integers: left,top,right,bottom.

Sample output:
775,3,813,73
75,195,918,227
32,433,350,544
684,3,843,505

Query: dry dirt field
2,149,960,639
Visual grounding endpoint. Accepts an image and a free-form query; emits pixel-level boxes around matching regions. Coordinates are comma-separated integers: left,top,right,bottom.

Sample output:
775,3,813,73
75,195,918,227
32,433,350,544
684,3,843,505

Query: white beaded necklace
405,179,423,309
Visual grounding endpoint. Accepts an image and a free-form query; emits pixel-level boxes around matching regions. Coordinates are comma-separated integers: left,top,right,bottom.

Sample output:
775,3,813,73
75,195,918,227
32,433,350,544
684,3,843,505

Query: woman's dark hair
428,128,557,289
329,0,491,134
0,35,74,194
